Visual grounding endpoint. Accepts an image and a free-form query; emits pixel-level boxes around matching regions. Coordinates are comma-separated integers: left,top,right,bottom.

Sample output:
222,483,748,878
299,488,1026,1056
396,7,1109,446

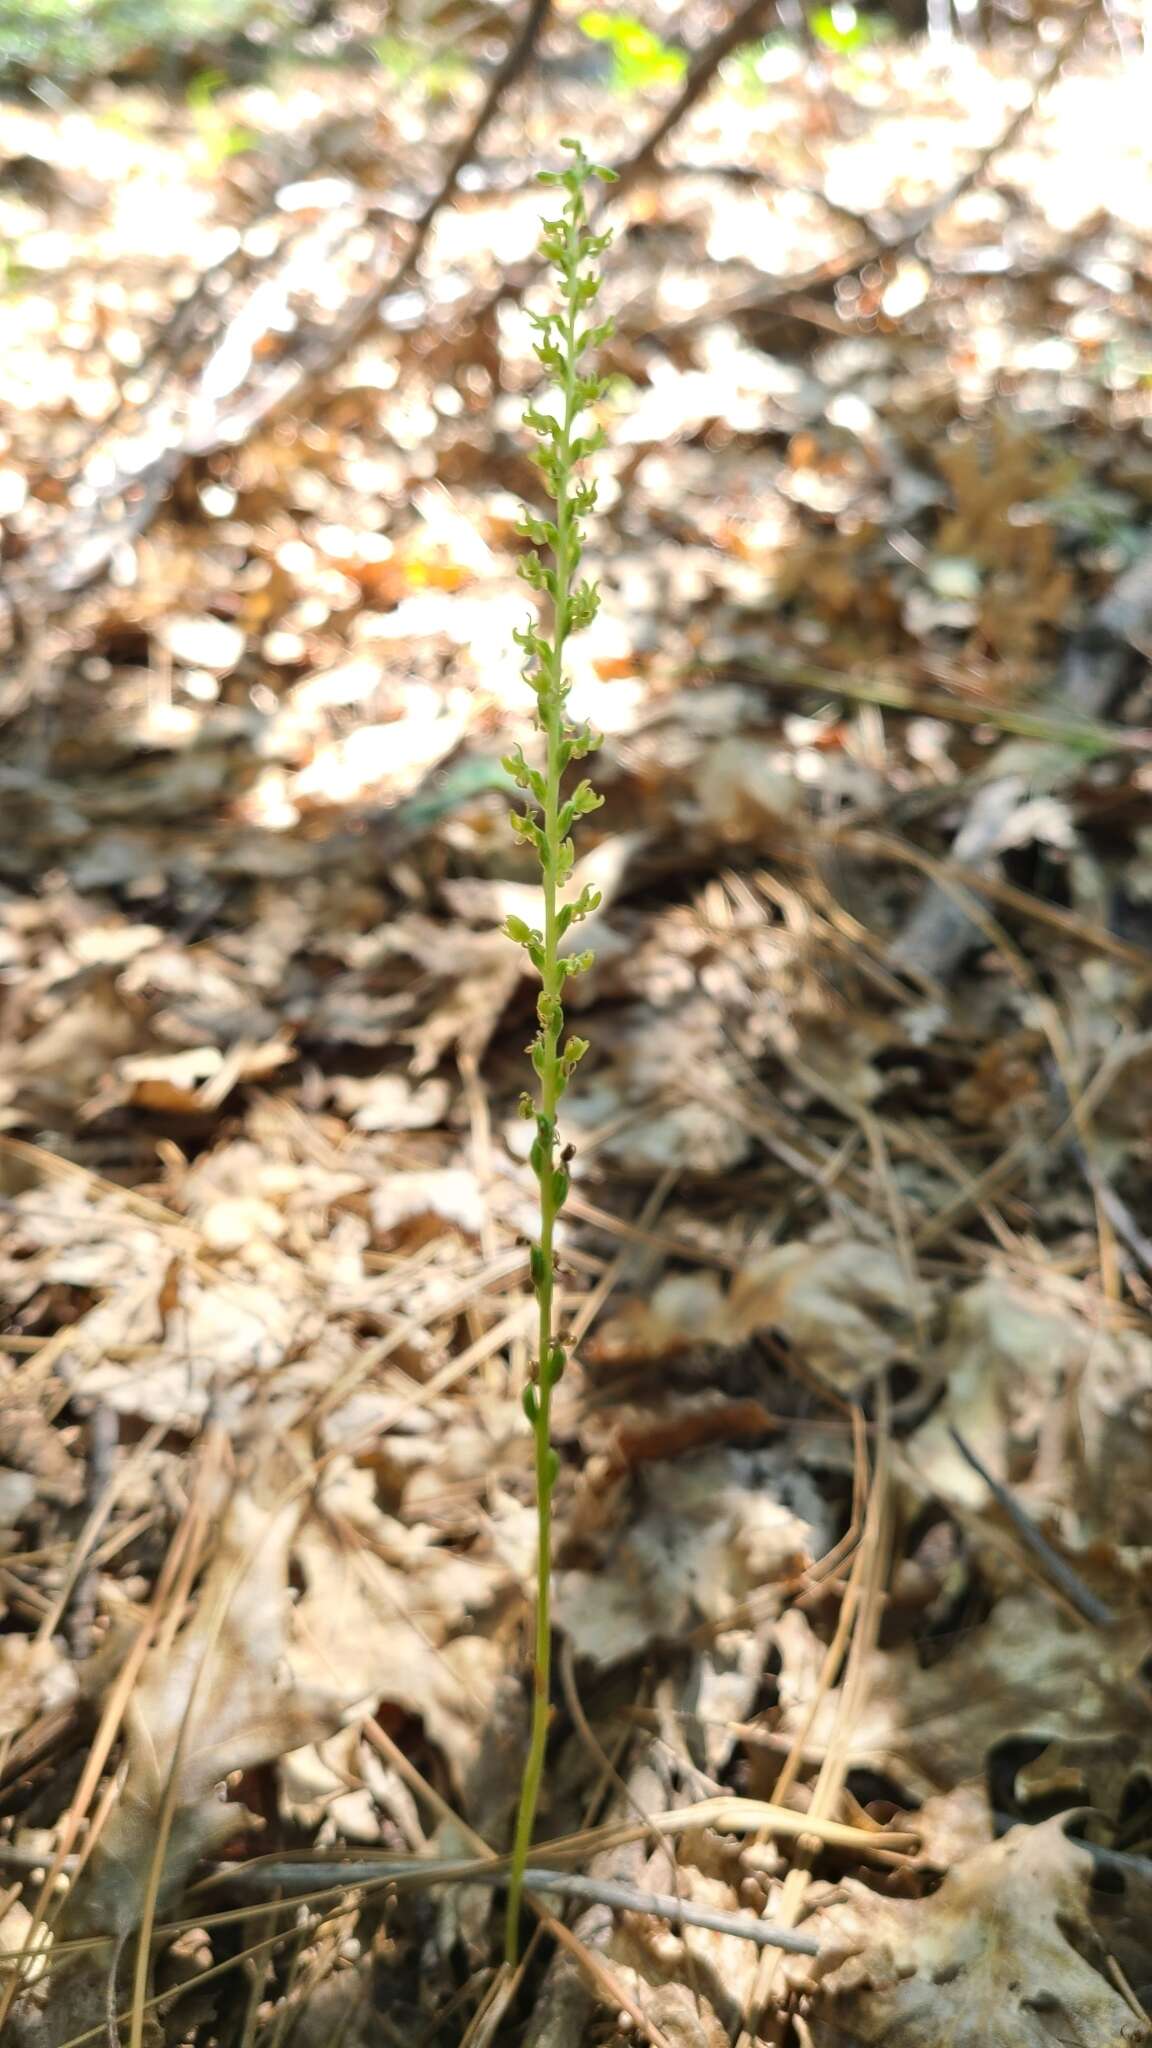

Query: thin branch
27,0,553,610
656,0,1101,341
946,1425,1117,1629
526,1869,819,1954
609,0,781,205
178,1856,823,1954
479,0,786,324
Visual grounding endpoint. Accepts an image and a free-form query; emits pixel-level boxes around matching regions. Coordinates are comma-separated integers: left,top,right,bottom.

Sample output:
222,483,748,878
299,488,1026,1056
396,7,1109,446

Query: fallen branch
609,0,782,206
945,1425,1117,1629
655,0,1101,342
191,1851,822,1954
23,0,552,611
477,0,790,327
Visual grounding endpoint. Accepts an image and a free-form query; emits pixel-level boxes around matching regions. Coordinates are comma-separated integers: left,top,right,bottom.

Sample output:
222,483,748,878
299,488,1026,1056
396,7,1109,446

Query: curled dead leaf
101,1036,295,1117
63,1489,337,1941
728,1239,922,1392
555,1447,827,1666
799,1819,1147,2047
778,1592,1149,1803
588,1238,921,1394
906,1274,1152,1542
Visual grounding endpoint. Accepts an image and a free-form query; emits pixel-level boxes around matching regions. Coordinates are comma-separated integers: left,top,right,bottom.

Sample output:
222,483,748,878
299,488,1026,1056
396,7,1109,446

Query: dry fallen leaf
63,1488,337,1940
370,1167,486,1243
799,1819,1147,2047
330,1072,452,1132
102,1036,295,1117
555,1447,827,1666
903,1274,1083,1518
559,996,753,1177
779,1591,1149,1801
693,735,805,842
61,1261,317,1431
584,1270,731,1369
613,1848,763,2046
289,1463,513,1797
587,1238,921,1393
16,981,141,1114
906,1274,1152,1541
728,1239,923,1393
909,1783,997,1869
0,1638,76,1745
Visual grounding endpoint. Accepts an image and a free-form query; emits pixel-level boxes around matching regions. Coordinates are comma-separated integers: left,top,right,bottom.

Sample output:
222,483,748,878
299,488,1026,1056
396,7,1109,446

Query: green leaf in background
393,753,519,838
808,3,883,51
185,63,229,106
578,10,687,94
372,32,471,98
185,65,257,167
0,0,281,83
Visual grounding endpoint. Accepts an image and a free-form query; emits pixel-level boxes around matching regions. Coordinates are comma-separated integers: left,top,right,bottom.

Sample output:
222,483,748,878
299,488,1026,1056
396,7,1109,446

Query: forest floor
3,4,1152,2043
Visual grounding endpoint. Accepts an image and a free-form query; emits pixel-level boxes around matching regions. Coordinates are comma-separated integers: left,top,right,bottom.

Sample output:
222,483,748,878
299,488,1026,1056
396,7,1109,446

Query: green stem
504,202,582,1974
501,140,614,1970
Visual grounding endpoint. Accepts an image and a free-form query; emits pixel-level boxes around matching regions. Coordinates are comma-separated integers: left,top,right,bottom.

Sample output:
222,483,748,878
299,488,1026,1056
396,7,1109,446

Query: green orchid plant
502,138,616,1966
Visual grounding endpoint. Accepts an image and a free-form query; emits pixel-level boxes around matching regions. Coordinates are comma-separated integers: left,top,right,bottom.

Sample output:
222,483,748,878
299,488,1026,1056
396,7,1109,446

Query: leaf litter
2,6,1152,2046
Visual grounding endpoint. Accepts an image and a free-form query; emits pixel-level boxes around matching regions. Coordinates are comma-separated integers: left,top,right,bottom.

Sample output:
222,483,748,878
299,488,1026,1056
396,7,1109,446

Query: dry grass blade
362,1719,678,2048
841,826,1152,974
0,1435,225,2042
123,1487,342,2048
739,1393,892,2046
302,1247,528,1426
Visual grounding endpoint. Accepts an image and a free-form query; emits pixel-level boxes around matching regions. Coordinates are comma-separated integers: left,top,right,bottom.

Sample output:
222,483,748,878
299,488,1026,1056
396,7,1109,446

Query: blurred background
4,0,1152,912
6,3,1152,2042
3,0,1152,1074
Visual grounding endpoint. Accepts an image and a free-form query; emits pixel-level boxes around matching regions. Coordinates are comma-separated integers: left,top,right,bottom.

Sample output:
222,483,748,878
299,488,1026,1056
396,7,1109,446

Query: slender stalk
501,140,615,1966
